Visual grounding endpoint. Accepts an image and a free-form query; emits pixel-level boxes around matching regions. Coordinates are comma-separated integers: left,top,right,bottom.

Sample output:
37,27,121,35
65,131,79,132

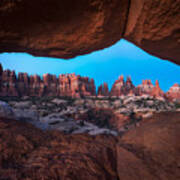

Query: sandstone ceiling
0,0,180,65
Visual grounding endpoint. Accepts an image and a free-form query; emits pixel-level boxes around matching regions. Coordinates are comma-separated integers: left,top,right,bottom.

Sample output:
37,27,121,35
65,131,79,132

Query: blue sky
0,39,179,92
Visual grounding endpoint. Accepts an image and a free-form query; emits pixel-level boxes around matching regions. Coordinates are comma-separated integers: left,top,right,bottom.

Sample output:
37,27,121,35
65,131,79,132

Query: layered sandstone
43,74,57,96
58,74,96,97
151,80,164,98
110,76,135,96
17,72,29,96
97,83,109,96
0,0,179,64
136,80,165,98
136,80,154,95
0,70,18,96
110,75,126,96
0,64,179,101
0,68,96,98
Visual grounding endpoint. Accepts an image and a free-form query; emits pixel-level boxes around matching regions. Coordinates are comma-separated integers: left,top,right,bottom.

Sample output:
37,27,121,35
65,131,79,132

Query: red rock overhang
0,0,179,65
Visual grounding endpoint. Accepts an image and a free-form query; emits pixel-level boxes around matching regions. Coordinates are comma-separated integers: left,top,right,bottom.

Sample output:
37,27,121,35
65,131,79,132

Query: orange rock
0,70,18,96
17,73,29,96
166,83,180,102
111,76,135,96
151,80,164,98
111,75,125,96
98,83,109,96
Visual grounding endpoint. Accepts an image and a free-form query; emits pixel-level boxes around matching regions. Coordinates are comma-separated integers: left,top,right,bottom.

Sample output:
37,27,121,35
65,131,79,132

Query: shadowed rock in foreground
0,0,180,64
0,112,179,179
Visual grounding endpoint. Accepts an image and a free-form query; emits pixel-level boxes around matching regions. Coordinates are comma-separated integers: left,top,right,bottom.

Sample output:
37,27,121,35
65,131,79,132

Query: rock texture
2,94,174,135
0,68,96,98
0,0,129,59
0,117,118,180
118,112,180,180
151,80,164,98
97,83,109,96
136,80,154,95
0,111,180,179
58,74,96,97
0,65,179,101
166,83,180,102
0,70,18,96
110,75,126,96
0,0,179,64
136,80,165,98
125,0,180,65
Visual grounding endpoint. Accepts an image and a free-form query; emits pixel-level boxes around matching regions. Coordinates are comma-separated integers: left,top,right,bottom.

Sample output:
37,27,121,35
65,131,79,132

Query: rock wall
0,64,179,101
110,76,135,96
97,83,109,96
166,83,180,101
0,66,96,98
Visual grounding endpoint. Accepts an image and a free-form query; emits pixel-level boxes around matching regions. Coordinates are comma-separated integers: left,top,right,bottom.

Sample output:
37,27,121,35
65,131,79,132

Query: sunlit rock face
0,67,96,98
110,76,135,96
151,80,164,98
97,83,109,96
0,70,18,96
110,75,126,96
1,64,180,101
0,0,179,64
136,80,165,98
166,84,180,102
58,74,96,97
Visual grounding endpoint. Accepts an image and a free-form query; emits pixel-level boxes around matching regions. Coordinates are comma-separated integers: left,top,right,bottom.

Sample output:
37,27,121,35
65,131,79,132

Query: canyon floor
0,96,180,179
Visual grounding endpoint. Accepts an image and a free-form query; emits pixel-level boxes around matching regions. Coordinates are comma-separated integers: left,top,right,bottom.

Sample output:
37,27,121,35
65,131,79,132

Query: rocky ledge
0,111,179,180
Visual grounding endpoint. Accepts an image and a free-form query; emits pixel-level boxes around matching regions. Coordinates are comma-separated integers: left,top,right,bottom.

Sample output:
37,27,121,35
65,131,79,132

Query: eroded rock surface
0,0,179,64
0,112,179,179
0,0,129,58
0,117,118,180
0,64,180,102
125,0,180,64
118,112,180,180
0,68,96,98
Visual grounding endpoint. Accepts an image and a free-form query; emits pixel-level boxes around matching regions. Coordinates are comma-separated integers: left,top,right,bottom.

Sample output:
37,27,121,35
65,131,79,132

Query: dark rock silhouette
0,0,179,64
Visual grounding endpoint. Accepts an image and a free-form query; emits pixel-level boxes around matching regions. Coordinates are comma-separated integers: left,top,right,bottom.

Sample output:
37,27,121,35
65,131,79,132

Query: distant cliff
0,64,179,101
